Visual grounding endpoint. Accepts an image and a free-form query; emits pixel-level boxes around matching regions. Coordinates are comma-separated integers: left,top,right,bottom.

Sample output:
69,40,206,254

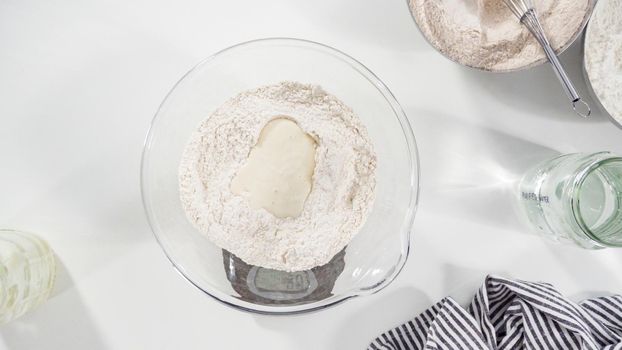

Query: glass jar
517,152,622,249
0,229,56,324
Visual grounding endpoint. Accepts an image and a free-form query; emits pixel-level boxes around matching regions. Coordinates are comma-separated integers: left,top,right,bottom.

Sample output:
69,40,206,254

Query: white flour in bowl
409,0,590,71
584,0,622,126
179,82,376,272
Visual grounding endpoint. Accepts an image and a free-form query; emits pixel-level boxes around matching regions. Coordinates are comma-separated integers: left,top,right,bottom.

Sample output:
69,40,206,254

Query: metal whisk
503,0,591,117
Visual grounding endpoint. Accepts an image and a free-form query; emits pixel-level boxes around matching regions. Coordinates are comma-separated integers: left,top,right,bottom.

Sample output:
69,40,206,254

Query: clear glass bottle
517,152,622,249
0,229,56,324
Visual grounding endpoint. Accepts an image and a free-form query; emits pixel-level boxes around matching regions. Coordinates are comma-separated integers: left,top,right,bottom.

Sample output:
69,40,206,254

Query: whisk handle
538,36,591,118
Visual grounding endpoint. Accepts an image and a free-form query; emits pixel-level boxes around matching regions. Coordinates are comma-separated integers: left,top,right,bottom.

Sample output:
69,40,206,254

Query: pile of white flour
409,0,590,71
179,82,377,272
585,0,622,126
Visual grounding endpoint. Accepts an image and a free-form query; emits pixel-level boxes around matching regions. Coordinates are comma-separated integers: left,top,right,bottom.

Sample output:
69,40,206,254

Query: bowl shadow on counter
0,257,108,350
409,108,559,232
460,41,605,123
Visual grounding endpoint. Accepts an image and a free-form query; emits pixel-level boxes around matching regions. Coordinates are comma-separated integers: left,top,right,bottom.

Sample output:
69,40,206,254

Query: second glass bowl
141,38,419,314
406,0,595,72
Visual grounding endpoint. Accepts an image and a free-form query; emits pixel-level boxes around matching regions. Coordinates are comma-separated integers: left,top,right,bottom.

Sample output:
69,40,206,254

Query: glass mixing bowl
406,0,595,73
141,38,419,314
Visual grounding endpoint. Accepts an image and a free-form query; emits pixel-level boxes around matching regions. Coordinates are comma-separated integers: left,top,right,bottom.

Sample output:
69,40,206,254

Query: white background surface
1,0,621,349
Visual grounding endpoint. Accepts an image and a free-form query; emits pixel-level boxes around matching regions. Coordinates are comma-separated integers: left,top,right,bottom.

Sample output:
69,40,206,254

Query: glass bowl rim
570,153,622,247
140,37,420,315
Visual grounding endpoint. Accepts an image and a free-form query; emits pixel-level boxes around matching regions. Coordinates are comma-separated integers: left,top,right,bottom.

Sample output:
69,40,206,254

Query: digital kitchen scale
222,248,345,305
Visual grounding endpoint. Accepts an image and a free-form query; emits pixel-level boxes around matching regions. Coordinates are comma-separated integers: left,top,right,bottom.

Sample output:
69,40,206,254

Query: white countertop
1,0,621,349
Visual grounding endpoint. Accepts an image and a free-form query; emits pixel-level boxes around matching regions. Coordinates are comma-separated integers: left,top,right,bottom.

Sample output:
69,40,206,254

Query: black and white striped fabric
369,276,622,350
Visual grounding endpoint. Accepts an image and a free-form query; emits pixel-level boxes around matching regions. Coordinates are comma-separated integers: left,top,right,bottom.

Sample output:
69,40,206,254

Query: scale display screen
254,269,311,293
247,267,319,301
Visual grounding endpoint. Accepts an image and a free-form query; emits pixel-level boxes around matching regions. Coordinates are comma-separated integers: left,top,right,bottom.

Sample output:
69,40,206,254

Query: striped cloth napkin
369,276,622,350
